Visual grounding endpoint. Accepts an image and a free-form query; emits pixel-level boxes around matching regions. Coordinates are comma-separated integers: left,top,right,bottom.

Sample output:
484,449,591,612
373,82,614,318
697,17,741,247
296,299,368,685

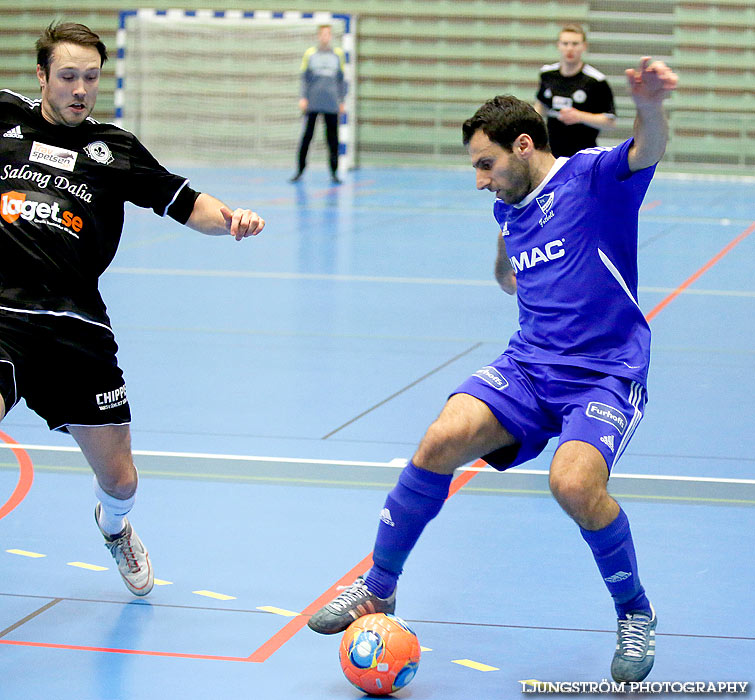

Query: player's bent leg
0,392,5,422
549,439,617,530
549,440,655,682
70,424,137,499
414,392,516,473
308,394,515,634
69,424,154,596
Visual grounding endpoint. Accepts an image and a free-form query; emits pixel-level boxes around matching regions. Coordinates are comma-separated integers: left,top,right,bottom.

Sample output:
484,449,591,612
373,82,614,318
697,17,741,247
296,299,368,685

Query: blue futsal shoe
611,604,657,682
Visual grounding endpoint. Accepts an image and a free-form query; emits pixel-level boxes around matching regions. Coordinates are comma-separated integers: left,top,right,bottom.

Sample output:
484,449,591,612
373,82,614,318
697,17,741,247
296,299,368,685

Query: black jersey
536,63,615,157
0,89,200,326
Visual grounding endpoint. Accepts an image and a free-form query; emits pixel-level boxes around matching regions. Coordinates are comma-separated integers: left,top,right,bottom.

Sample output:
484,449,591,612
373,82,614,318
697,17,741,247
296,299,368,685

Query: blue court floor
1,165,754,699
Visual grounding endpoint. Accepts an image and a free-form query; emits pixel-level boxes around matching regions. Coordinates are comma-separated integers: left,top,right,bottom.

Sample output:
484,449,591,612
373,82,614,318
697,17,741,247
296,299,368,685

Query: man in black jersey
0,22,265,596
535,24,617,157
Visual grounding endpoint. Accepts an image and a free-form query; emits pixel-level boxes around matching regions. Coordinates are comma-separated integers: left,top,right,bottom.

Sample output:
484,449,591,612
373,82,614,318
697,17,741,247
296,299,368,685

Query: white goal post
115,9,357,171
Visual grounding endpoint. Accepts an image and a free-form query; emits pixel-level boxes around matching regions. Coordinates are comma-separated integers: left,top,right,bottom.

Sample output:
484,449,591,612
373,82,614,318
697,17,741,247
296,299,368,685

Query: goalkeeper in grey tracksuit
289,24,346,184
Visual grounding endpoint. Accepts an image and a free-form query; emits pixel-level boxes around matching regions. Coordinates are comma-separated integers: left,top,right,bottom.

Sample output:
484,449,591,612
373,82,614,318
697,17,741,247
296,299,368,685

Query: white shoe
95,503,154,596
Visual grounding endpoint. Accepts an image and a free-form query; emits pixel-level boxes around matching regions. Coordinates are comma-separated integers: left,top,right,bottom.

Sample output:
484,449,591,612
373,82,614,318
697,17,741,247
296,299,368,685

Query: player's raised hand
220,206,265,241
625,57,678,107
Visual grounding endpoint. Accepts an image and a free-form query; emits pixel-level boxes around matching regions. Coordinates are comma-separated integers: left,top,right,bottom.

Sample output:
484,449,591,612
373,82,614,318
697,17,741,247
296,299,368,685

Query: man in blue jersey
308,57,677,683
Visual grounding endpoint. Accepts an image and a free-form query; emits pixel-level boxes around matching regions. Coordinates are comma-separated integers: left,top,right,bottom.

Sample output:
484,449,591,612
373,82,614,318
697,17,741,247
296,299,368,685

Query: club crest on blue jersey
536,191,555,227
474,366,509,391
586,402,627,434
536,192,554,214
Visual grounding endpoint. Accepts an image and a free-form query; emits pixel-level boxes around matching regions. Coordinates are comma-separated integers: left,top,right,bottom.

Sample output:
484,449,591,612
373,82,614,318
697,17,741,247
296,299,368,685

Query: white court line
0,443,753,485
103,268,755,297
0,442,401,468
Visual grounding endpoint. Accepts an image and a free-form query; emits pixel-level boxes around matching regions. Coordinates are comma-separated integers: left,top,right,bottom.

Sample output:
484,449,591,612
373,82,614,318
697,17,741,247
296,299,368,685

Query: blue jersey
494,139,654,386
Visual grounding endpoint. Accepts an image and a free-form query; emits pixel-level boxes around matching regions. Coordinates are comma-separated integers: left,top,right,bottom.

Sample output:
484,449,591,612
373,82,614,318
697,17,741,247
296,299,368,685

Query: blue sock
365,461,452,598
580,507,651,618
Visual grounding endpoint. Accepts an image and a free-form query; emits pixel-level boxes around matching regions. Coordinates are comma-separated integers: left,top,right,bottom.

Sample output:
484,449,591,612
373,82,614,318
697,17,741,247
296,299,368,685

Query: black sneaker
307,576,396,634
611,604,657,682
288,172,303,183
330,174,342,185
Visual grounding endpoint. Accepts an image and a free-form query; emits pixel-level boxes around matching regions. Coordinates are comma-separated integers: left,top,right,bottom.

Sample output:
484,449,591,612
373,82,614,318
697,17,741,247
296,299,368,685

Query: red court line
0,638,248,662
639,199,662,212
247,552,374,662
246,461,483,663
0,430,34,521
646,221,755,322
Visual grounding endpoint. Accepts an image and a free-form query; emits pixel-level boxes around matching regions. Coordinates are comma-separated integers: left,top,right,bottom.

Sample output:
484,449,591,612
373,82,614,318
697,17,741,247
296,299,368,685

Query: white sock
93,475,136,536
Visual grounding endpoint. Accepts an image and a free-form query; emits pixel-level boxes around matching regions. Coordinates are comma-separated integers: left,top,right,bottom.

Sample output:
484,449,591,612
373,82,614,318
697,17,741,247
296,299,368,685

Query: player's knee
549,470,603,519
94,463,138,500
413,418,466,472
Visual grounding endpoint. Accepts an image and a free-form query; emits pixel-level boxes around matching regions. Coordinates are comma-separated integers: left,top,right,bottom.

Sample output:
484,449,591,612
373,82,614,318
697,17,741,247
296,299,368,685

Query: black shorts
0,309,131,432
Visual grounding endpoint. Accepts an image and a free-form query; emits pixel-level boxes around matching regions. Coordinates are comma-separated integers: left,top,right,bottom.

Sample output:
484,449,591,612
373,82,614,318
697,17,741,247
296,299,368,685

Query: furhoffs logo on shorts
586,402,627,435
474,366,509,391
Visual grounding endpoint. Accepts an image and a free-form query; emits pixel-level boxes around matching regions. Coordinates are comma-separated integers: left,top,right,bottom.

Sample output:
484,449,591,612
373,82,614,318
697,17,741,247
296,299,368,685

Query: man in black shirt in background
535,24,616,157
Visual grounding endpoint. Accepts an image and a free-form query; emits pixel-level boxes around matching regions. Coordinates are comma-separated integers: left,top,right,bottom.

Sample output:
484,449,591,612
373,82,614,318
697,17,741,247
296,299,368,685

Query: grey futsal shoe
611,604,657,682
95,504,154,596
307,576,396,634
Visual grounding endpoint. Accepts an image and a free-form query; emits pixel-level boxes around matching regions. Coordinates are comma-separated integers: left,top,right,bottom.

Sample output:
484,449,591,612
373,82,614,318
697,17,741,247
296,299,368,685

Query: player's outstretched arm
186,192,265,241
626,57,678,172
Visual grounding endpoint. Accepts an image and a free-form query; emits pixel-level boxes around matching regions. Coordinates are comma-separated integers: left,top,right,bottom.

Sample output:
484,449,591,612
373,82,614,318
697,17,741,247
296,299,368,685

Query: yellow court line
452,659,499,672
256,606,300,617
67,562,108,572
6,549,46,558
420,646,433,652
153,578,173,586
193,590,236,601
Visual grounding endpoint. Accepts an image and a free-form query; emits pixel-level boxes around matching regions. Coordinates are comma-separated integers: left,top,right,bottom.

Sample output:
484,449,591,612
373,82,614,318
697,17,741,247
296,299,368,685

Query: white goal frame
115,9,357,170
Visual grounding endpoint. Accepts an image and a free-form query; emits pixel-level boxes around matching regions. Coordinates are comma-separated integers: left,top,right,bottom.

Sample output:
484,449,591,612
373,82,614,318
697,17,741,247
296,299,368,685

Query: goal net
115,9,356,170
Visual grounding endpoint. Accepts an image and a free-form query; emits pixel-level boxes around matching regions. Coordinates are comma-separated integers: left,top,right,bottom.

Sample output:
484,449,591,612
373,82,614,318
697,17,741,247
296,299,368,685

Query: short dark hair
462,95,550,152
36,22,108,78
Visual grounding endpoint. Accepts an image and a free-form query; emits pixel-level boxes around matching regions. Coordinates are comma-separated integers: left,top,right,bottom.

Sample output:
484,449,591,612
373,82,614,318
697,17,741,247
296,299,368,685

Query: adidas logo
379,508,395,527
600,434,615,452
605,571,632,583
3,125,23,139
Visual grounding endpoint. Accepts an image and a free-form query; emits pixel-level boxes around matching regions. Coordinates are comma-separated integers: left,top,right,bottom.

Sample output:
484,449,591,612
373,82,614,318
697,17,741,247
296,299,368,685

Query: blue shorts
451,354,646,473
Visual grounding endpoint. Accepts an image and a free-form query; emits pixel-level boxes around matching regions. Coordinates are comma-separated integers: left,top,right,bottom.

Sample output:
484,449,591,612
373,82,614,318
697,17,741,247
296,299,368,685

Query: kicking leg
69,424,153,596
308,393,516,633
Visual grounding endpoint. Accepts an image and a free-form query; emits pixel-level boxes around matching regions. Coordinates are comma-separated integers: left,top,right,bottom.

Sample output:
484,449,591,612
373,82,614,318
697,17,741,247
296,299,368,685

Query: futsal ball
339,613,421,695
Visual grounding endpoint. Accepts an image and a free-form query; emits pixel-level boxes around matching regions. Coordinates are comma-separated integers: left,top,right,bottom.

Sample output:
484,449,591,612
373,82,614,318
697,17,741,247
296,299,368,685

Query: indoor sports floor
1,163,753,699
